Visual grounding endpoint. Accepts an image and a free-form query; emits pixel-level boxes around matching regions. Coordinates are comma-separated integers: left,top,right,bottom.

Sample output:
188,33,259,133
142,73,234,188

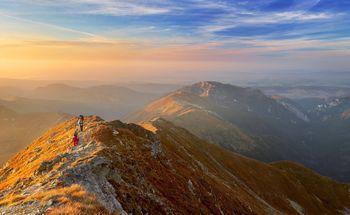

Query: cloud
201,10,336,34
15,0,173,16
0,12,101,39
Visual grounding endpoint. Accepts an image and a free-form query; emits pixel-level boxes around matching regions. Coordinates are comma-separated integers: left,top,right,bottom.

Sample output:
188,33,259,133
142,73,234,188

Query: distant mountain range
128,81,350,182
1,116,349,214
260,85,350,99
0,84,161,120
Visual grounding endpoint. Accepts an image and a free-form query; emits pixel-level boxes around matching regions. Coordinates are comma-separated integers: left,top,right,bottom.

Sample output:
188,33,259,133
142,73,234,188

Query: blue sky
1,0,348,40
0,0,349,80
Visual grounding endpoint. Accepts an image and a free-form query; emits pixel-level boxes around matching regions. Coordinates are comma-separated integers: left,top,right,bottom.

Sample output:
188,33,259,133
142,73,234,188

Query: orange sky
0,38,249,80
1,1,349,82
1,36,349,82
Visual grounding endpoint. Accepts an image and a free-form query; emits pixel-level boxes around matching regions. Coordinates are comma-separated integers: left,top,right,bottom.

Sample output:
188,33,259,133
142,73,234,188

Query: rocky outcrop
59,155,126,214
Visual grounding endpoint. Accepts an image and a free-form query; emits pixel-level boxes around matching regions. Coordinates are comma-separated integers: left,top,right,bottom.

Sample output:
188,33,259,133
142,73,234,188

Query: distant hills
1,116,349,214
0,106,70,164
128,81,350,182
0,84,161,120
260,85,350,99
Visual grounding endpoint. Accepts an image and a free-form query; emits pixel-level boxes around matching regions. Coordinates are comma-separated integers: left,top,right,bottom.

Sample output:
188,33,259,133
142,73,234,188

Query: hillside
302,97,350,182
0,116,349,214
0,106,71,165
271,95,350,182
127,81,312,163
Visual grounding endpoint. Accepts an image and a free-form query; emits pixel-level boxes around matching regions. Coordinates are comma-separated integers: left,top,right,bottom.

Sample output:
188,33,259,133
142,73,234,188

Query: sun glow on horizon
0,0,349,80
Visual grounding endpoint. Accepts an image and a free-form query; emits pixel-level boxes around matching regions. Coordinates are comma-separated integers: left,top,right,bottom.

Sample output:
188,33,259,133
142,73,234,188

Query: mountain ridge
0,116,349,214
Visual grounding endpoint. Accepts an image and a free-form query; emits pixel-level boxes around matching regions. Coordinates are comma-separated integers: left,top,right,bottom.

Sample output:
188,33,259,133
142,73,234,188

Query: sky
0,0,349,82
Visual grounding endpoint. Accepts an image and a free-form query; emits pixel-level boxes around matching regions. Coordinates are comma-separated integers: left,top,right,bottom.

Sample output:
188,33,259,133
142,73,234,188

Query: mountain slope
127,81,312,163
300,97,350,182
0,116,349,214
0,106,71,165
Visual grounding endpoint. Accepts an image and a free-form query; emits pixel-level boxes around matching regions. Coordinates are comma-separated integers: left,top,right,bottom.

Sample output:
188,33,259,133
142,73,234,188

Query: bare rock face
59,156,125,214
0,116,350,215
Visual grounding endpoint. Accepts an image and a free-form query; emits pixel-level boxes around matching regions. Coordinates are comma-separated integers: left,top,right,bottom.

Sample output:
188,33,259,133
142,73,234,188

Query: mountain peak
195,81,220,97
182,81,236,97
178,81,264,100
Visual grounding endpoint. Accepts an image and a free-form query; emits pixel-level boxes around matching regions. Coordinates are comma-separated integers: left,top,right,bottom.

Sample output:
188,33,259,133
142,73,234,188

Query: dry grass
43,185,110,215
140,122,158,133
0,184,110,214
0,194,26,206
0,184,83,205
46,202,109,215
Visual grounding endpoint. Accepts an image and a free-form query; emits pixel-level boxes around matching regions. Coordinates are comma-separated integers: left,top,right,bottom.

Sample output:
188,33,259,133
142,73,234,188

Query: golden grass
140,122,157,133
45,185,110,215
46,202,109,215
0,184,110,214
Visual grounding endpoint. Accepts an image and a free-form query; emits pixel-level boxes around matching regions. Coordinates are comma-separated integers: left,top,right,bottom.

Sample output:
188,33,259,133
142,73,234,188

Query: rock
56,156,127,214
188,180,195,195
151,140,162,158
107,169,122,184
34,147,42,153
47,199,54,207
35,153,70,176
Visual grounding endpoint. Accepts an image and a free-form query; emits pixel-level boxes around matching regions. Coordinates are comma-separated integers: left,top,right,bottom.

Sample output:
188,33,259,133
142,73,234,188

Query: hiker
77,115,84,132
72,131,79,147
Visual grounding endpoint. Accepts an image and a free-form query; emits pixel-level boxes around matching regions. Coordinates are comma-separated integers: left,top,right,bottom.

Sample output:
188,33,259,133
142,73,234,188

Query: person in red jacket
72,131,79,147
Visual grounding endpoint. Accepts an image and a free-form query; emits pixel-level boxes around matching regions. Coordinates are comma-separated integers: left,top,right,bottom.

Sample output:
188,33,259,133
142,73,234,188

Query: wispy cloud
0,12,101,39
14,0,174,16
201,10,337,34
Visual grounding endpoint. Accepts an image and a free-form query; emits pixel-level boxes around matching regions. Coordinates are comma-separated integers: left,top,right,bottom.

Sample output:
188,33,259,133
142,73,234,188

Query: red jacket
73,135,79,146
